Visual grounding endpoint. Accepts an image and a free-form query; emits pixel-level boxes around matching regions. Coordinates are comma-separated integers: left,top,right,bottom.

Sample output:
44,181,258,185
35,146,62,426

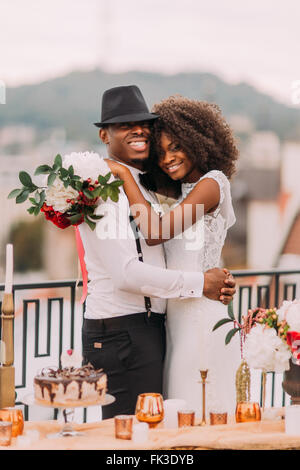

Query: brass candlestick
0,292,15,408
199,370,208,426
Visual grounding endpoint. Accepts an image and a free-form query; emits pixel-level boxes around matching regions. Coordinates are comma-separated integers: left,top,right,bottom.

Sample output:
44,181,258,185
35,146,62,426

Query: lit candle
4,244,13,294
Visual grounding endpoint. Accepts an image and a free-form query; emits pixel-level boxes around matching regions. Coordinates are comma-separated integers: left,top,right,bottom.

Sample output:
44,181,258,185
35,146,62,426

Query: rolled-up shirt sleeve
93,196,204,299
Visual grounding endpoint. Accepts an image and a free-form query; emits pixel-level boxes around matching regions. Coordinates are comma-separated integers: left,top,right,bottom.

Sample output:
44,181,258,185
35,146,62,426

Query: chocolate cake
34,364,107,406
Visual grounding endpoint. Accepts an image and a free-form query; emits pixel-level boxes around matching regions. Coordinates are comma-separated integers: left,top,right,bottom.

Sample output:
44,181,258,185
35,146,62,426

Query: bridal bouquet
8,152,123,231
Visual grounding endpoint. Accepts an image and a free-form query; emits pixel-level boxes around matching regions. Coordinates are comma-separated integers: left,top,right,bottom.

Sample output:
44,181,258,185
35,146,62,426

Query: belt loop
144,311,150,324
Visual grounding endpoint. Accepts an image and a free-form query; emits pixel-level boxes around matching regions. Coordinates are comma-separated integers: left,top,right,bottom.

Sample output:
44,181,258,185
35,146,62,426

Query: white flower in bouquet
62,151,110,182
277,299,300,332
45,178,78,212
244,324,291,373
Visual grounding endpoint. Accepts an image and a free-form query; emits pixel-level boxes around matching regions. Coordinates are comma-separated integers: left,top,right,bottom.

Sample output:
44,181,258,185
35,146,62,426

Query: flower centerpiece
8,151,123,231
214,299,300,407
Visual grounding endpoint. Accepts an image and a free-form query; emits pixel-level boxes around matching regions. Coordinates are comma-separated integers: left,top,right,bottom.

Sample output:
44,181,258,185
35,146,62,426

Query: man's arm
84,195,235,304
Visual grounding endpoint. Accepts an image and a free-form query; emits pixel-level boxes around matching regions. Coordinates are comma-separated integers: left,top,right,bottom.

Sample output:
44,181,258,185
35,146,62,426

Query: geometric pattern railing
0,280,83,420
0,268,300,419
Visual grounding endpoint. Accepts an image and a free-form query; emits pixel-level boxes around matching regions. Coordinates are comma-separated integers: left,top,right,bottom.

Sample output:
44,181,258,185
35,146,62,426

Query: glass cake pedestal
22,393,115,438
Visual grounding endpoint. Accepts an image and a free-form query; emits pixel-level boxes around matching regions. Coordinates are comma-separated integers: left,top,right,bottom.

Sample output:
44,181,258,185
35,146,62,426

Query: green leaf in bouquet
39,190,46,205
97,174,108,185
47,172,57,186
64,180,69,188
84,215,96,230
83,189,95,200
7,188,23,199
35,192,41,203
225,328,240,345
27,206,35,215
73,180,82,191
19,171,33,188
104,172,112,183
29,197,38,205
212,318,234,332
100,186,108,201
68,165,74,177
33,206,40,216
59,167,69,178
110,180,124,188
228,301,235,320
53,154,62,169
67,213,84,224
16,189,30,204
34,164,52,175
90,186,102,198
72,175,81,180
88,214,104,220
109,188,119,203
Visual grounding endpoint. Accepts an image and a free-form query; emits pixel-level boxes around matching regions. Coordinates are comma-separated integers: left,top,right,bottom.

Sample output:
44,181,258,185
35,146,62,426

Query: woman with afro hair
106,95,241,416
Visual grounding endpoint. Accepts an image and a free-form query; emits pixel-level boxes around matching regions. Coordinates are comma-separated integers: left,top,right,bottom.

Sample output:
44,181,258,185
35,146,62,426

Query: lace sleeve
200,170,236,229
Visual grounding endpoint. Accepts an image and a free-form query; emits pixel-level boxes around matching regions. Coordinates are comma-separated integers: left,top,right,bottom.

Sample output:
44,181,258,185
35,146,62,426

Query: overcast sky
0,0,300,105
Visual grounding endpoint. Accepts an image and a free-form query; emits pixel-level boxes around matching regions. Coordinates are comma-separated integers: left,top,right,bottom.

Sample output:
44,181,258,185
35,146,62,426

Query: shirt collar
106,156,144,176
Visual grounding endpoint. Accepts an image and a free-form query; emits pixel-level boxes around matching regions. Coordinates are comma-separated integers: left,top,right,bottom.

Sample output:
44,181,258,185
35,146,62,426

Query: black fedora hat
94,85,159,127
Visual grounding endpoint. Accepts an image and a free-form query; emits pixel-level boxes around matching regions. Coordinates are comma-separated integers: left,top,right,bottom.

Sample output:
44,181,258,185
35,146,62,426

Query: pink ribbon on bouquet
74,226,88,304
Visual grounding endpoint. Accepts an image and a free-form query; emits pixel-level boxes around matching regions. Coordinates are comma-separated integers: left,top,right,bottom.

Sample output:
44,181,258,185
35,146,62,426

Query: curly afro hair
140,95,239,195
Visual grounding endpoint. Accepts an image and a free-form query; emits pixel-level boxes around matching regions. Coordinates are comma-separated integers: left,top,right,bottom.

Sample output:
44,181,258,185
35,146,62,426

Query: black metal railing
1,268,300,420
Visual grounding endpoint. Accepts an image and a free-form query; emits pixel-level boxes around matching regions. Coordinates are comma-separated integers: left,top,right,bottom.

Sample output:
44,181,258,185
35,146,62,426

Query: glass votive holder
177,410,195,428
0,407,24,437
210,412,228,425
135,393,164,428
114,415,133,440
235,402,261,423
0,421,12,446
132,422,149,444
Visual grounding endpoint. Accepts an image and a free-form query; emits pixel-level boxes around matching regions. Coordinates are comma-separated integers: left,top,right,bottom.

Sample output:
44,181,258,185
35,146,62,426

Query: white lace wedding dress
163,170,241,416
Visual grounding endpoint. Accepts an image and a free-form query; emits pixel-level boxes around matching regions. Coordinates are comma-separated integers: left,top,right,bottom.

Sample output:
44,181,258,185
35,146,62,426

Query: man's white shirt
79,159,204,319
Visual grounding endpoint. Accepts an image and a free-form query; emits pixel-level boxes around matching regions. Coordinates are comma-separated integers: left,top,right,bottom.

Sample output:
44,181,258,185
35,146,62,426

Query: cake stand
22,393,115,438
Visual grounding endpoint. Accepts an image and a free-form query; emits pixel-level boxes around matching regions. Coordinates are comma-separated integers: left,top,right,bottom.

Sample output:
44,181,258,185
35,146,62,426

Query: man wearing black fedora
80,85,236,419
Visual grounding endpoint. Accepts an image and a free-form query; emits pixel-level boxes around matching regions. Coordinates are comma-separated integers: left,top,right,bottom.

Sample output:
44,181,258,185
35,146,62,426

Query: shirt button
190,290,195,294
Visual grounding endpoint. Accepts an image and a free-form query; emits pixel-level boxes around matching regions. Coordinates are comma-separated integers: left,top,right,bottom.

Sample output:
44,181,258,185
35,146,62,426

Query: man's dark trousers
82,312,166,419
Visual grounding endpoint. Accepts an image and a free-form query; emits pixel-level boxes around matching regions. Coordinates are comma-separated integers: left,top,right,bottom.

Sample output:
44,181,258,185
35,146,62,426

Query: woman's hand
105,159,129,179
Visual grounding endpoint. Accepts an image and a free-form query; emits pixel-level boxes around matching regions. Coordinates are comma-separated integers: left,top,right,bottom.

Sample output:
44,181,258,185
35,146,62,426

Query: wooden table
2,417,300,450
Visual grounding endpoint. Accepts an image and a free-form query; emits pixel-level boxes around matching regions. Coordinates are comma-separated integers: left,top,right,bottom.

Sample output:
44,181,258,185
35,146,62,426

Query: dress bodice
164,170,235,272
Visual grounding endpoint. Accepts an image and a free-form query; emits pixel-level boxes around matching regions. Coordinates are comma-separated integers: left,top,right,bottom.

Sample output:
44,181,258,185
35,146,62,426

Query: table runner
2,417,300,450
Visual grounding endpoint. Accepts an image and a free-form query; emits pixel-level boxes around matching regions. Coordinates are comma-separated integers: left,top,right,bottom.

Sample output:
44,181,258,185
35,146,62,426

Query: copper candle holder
178,410,195,428
210,412,228,425
0,421,12,446
0,407,24,437
114,415,133,440
235,402,261,423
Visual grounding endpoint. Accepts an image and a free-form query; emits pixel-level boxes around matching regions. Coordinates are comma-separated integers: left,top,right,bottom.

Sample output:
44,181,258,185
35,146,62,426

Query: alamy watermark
291,80,300,105
95,202,205,251
0,80,6,104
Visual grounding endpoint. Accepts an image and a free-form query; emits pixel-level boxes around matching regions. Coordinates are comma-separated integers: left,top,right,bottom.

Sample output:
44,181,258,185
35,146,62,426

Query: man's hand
203,268,236,305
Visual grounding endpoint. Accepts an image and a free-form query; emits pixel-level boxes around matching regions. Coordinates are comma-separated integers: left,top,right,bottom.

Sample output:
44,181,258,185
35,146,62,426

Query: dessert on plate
33,350,107,406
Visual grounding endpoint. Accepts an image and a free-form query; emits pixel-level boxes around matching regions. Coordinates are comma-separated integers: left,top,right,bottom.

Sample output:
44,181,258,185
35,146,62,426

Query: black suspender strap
129,215,152,318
